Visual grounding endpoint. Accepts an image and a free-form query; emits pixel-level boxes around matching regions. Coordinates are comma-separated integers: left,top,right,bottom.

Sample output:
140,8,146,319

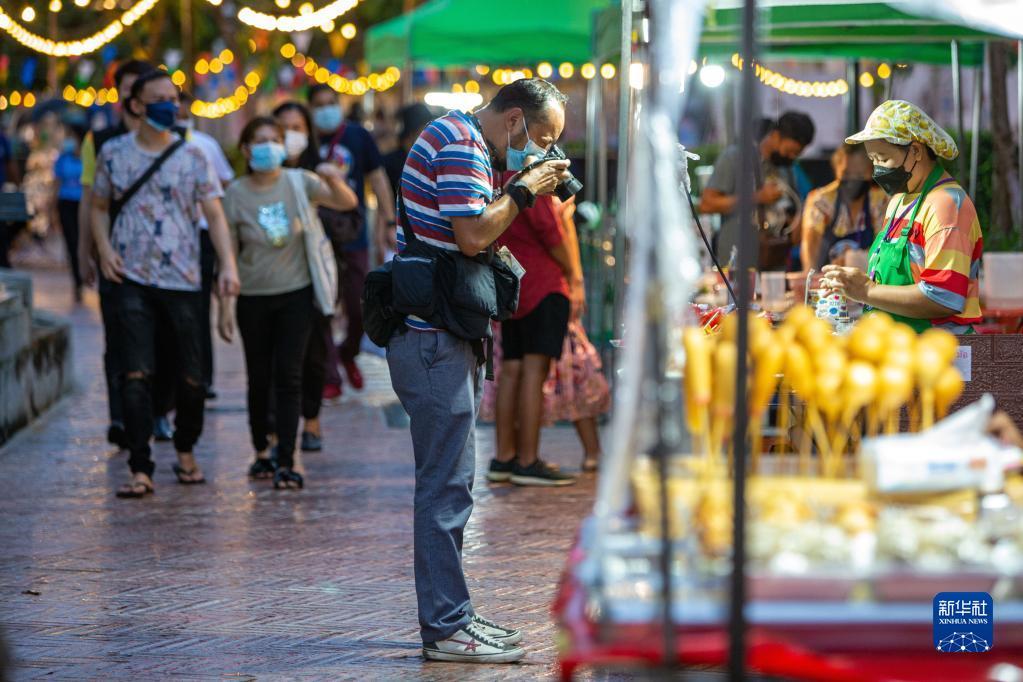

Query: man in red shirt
488,189,584,486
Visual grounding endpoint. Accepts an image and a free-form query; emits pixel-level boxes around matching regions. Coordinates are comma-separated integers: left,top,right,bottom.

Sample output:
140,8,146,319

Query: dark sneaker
153,416,173,442
487,458,515,482
248,457,276,479
471,613,523,645
301,431,323,452
273,467,304,490
422,622,525,663
510,459,576,487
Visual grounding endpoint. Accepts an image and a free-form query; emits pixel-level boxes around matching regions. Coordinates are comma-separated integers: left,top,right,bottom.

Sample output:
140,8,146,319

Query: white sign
954,345,972,382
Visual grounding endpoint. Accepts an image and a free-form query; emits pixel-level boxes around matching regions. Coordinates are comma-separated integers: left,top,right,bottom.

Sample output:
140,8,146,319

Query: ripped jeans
116,280,205,476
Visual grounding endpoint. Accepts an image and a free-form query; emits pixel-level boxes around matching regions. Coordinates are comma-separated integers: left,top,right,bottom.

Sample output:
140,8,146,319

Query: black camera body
520,145,583,202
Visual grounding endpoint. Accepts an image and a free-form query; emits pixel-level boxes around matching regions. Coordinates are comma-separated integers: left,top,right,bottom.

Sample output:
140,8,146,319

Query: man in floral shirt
91,70,240,498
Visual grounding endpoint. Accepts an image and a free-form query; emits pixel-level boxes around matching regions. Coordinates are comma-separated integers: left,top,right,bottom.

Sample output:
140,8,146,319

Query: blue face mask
249,141,287,173
506,118,547,171
312,104,343,133
144,100,179,132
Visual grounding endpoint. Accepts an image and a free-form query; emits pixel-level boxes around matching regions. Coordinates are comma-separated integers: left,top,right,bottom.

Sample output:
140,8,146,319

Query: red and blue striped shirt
397,110,495,330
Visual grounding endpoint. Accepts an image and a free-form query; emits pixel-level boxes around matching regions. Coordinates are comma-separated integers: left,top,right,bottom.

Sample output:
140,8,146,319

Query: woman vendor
820,100,983,334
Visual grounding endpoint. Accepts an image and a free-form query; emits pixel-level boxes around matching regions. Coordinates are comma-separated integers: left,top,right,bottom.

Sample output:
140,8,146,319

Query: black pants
98,277,124,428
302,313,331,420
237,287,314,469
117,281,206,476
57,199,82,290
199,230,217,388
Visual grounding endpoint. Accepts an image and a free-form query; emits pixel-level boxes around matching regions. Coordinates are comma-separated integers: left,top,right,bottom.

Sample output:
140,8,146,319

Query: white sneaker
471,613,523,645
422,622,525,663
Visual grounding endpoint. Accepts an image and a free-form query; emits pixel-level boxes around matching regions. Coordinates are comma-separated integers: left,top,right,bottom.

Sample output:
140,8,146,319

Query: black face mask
838,178,870,202
770,151,794,167
872,148,918,195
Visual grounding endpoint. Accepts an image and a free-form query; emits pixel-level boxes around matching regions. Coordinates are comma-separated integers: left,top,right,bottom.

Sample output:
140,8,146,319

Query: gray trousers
387,329,483,644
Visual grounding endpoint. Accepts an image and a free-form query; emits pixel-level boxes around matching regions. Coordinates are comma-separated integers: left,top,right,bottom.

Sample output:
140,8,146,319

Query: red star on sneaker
453,638,479,652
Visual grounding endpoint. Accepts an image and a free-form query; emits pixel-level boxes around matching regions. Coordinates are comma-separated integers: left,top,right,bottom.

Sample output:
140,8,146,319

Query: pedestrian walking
90,69,240,498
54,123,85,302
218,116,356,489
309,84,395,399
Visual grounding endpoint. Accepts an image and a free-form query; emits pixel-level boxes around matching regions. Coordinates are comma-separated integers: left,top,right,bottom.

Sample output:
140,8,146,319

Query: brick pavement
0,269,624,681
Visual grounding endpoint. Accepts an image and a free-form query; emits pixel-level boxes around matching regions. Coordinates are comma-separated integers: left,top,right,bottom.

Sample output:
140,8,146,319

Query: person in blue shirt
54,123,85,301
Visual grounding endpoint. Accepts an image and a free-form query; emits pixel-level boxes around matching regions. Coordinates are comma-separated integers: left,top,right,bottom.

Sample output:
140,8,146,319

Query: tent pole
613,0,634,348
970,52,983,199
1018,40,1022,230
846,60,860,135
585,69,600,202
729,0,757,678
952,41,967,182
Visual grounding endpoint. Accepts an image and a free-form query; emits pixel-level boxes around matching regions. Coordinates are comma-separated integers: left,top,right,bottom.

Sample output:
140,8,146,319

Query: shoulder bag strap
396,190,421,245
109,139,185,233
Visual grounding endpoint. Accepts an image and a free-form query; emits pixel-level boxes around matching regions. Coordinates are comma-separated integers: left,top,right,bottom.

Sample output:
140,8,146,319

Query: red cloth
496,189,569,319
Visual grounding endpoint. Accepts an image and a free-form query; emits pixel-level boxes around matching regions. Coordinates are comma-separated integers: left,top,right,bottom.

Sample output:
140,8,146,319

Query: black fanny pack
361,193,521,378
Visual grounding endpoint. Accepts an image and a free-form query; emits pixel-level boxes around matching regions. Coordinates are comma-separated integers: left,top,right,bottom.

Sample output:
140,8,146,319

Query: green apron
865,165,947,334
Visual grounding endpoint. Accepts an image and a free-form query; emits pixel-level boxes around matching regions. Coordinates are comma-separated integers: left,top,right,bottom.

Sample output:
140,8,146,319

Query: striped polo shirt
397,109,495,331
880,179,983,332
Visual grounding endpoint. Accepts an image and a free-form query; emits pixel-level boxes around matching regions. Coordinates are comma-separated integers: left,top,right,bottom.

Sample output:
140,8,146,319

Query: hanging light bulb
340,22,356,39
21,6,37,21
49,0,63,12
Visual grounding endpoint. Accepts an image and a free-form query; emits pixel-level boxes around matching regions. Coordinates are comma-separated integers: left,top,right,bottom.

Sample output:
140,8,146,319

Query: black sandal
273,467,304,490
116,479,154,498
248,458,276,479
172,463,206,485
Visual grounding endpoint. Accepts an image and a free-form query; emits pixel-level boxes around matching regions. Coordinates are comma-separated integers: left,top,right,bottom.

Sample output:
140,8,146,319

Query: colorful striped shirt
397,110,495,331
880,179,983,331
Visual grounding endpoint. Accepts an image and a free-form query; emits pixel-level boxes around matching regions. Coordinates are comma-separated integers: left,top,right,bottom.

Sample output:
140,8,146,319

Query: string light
0,0,161,57
859,72,875,88
48,0,63,13
61,85,120,108
877,63,892,79
320,19,335,32
74,0,88,6
20,6,35,22
289,50,400,95
580,63,596,80
558,62,574,78
205,0,361,32
0,90,38,110
537,62,553,79
730,53,849,98
191,72,261,119
475,64,489,76
340,22,356,39
600,63,616,79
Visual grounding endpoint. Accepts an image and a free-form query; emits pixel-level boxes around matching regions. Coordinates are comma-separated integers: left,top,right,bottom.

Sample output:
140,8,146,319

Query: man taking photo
389,78,571,664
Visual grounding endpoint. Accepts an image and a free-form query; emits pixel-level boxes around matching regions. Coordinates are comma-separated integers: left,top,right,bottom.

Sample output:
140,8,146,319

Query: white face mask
284,129,309,159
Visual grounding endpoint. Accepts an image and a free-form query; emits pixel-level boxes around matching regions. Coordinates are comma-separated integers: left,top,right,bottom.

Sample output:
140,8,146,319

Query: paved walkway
0,269,610,681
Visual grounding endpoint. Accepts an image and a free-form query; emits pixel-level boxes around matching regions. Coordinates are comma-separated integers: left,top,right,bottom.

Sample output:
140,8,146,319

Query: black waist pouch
391,240,438,320
362,261,403,347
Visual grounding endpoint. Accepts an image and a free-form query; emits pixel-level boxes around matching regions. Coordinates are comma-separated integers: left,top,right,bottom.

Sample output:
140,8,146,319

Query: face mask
872,148,917,195
838,178,869,201
249,141,287,173
312,105,343,133
284,130,309,159
506,118,547,172
769,151,794,167
144,101,179,132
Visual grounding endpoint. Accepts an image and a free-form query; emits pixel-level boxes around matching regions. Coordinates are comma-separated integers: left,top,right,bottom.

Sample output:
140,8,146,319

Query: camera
521,145,583,202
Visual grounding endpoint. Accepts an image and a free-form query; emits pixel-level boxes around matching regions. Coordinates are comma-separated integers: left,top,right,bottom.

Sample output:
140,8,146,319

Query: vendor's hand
987,411,1023,449
518,159,570,197
820,263,872,303
217,299,236,343
756,182,783,205
97,245,124,284
217,264,241,298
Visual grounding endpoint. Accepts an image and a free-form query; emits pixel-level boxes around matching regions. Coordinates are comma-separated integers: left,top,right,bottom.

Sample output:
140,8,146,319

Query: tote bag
287,169,338,316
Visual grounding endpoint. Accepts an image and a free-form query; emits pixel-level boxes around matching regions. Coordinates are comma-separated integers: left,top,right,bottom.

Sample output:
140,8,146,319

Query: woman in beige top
218,116,356,489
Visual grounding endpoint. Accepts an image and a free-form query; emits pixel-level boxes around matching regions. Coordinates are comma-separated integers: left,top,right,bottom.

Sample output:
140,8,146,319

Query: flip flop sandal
172,463,206,485
116,480,154,498
248,458,276,479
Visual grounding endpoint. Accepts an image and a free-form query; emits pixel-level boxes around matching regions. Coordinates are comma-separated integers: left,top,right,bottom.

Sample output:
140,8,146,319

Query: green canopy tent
365,0,612,68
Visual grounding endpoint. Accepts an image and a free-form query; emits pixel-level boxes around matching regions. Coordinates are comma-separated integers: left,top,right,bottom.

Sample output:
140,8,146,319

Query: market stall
554,0,1023,679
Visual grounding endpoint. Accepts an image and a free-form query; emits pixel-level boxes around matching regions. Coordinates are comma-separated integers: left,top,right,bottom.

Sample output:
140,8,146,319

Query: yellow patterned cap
846,99,958,160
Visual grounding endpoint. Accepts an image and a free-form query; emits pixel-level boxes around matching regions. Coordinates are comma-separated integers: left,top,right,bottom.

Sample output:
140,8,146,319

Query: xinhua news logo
933,592,994,653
